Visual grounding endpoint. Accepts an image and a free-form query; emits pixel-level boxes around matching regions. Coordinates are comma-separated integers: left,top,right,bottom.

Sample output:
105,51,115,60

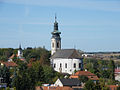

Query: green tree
12,62,34,90
84,80,95,90
108,60,115,80
31,61,44,83
117,86,120,90
43,65,55,83
99,78,109,90
78,75,89,83
0,66,10,86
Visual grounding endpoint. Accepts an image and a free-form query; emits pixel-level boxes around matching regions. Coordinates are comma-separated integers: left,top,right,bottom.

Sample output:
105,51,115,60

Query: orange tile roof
87,76,99,80
107,85,119,90
70,71,99,80
70,76,79,78
1,61,17,67
115,69,120,73
36,86,73,90
9,54,15,59
27,63,32,67
75,71,95,76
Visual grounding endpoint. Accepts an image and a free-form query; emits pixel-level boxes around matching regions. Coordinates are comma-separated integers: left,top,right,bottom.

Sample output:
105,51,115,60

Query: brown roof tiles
70,71,99,80
0,61,17,67
36,86,73,90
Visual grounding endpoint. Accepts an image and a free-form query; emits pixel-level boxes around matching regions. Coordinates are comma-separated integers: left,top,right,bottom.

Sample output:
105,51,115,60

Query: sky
0,0,120,52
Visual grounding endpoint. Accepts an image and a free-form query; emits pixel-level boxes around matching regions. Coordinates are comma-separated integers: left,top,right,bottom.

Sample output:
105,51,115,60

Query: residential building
114,68,120,81
107,85,119,90
8,45,25,62
36,86,73,90
70,70,99,83
54,78,81,87
0,61,17,69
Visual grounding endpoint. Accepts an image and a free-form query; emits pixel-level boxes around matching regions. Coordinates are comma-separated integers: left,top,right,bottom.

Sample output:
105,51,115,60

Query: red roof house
36,86,73,90
70,71,99,81
0,61,17,68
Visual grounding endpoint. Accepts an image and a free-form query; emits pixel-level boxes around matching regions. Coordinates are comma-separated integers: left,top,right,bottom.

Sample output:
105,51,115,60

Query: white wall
115,74,120,82
51,38,61,55
54,79,63,87
51,58,82,74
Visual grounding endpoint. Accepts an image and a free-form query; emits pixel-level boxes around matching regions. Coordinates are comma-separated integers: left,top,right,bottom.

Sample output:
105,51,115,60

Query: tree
12,62,34,90
0,65,10,86
31,61,44,83
99,78,109,90
78,75,89,83
117,86,120,90
43,65,55,83
108,60,115,80
23,47,50,64
84,80,95,90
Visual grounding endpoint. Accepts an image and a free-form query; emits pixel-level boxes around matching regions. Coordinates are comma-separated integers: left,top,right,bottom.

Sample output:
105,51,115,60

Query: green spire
51,15,61,35
55,13,57,22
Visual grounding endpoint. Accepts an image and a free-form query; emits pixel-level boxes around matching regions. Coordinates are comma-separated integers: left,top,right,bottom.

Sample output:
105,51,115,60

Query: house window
57,42,59,48
54,63,56,68
74,63,76,68
52,43,54,48
60,63,62,68
65,63,67,68
79,63,81,68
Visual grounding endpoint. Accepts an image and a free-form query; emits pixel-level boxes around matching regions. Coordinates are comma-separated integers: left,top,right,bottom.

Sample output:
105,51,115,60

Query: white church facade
50,16,83,74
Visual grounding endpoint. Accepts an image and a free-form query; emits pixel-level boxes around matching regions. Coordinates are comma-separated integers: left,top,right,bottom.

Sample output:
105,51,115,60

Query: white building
51,15,61,55
50,49,83,74
17,44,25,61
18,44,23,58
54,78,81,87
50,16,83,74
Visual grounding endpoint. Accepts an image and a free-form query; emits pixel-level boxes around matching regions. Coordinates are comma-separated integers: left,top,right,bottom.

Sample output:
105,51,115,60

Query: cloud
1,0,120,12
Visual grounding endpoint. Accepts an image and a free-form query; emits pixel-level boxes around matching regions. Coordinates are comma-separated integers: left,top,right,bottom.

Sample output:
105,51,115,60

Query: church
50,16,83,74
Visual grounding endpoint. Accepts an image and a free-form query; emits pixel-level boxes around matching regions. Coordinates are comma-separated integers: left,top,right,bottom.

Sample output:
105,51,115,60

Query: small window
65,63,67,68
74,63,76,68
79,63,81,68
54,63,56,68
60,63,62,68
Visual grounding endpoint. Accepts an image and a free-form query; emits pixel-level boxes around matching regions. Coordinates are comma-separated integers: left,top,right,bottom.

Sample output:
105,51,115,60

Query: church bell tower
51,15,61,55
18,44,23,58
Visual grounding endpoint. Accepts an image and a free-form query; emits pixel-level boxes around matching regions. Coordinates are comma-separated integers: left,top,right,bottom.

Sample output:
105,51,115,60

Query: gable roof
36,86,73,90
70,71,99,80
51,49,81,59
59,78,81,86
75,71,95,76
0,61,17,67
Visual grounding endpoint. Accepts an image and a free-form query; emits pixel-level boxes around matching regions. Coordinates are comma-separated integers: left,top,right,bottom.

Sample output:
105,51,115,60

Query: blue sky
0,0,120,52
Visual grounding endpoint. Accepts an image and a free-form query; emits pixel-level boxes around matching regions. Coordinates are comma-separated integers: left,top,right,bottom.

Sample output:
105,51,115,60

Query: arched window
74,63,76,68
79,63,81,68
60,63,62,68
57,42,59,48
54,63,56,68
65,63,67,68
52,43,54,48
